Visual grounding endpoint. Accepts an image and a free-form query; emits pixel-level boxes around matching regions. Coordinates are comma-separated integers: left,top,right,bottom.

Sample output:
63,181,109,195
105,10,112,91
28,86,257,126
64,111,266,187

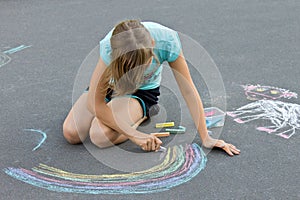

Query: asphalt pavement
0,0,299,199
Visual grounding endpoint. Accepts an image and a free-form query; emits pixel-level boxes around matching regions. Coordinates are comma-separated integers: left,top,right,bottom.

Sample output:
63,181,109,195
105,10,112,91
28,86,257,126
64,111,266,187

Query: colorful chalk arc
4,143,207,194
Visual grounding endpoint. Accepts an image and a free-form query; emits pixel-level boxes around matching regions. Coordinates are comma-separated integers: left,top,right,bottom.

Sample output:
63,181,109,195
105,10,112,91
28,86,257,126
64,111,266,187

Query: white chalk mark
227,100,300,139
24,129,47,151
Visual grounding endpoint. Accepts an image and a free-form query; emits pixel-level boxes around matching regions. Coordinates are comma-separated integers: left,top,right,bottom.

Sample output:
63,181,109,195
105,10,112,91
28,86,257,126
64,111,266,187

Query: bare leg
89,97,144,148
63,93,94,144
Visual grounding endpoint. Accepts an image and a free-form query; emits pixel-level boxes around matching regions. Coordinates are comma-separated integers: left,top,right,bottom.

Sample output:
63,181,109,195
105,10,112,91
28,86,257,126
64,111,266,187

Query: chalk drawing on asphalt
4,143,207,194
0,45,31,68
241,84,297,101
24,129,47,151
227,100,300,139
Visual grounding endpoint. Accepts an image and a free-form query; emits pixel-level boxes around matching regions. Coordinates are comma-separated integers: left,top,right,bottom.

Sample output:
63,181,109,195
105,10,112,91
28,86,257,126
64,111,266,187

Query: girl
63,19,240,156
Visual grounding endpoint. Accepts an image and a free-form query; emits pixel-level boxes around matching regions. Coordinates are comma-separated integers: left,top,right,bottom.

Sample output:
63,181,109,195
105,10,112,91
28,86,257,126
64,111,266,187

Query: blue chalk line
3,45,32,55
24,129,47,151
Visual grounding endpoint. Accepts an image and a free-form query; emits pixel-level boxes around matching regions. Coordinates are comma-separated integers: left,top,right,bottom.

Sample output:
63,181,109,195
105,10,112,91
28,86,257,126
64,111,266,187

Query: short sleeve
146,22,182,63
99,30,113,66
166,31,182,62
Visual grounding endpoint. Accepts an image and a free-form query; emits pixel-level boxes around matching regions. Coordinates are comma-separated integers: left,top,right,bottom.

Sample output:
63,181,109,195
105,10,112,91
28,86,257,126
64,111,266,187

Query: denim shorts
85,87,160,117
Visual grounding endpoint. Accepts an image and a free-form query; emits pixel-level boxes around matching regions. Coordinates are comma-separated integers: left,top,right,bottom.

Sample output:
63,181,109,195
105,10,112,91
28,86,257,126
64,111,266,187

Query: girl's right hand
131,133,162,152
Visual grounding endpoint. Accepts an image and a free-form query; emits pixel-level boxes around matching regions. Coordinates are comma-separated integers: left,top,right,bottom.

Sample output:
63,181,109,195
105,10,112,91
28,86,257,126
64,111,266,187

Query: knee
63,122,81,145
89,125,112,149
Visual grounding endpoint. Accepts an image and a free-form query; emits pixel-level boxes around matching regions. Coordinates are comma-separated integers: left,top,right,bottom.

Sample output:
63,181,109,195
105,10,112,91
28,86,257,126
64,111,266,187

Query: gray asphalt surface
0,0,299,199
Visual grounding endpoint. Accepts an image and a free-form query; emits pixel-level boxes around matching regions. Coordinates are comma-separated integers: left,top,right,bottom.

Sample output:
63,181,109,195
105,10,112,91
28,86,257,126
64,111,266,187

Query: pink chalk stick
205,111,215,117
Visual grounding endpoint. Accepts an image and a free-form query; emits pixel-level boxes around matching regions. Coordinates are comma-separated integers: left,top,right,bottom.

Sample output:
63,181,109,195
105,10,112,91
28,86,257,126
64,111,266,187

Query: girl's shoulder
141,21,172,30
99,21,181,65
141,21,178,40
142,21,181,63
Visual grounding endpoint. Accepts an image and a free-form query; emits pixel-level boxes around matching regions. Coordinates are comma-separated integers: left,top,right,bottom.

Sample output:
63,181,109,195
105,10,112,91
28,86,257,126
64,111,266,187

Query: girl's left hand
202,136,240,156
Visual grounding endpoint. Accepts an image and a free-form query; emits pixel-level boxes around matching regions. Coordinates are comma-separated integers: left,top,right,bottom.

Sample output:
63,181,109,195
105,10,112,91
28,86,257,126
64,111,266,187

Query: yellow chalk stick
155,122,175,128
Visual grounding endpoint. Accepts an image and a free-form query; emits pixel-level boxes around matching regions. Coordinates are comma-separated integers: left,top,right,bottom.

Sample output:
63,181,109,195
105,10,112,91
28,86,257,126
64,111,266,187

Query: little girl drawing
63,19,240,156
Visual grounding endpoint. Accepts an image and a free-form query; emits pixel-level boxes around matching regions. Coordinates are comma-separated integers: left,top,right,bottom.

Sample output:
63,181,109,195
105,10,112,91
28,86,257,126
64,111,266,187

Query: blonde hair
101,19,159,96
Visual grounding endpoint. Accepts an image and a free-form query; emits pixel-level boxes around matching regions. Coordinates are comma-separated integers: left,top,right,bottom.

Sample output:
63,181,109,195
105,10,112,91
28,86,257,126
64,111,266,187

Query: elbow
180,85,197,98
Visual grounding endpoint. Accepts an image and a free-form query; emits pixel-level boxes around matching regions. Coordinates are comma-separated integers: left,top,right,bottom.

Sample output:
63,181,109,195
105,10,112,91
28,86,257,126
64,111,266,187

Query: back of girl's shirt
100,21,182,90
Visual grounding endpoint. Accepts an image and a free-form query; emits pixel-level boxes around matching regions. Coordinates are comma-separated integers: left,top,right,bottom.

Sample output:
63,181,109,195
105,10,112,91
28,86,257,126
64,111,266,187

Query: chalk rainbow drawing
241,84,297,101
24,129,47,151
4,143,207,194
227,100,300,139
0,45,31,68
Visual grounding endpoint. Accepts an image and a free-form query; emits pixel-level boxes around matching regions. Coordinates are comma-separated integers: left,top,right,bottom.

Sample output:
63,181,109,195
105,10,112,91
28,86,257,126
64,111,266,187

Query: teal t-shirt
99,21,182,90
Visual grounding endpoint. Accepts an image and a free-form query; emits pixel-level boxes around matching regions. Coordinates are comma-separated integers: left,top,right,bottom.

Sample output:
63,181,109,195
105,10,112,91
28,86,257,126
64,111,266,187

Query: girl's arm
87,57,162,151
168,52,240,156
87,57,106,114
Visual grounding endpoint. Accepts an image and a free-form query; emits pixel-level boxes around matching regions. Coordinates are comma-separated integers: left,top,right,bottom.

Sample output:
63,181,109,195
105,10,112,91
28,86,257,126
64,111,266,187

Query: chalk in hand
158,146,167,152
151,132,170,137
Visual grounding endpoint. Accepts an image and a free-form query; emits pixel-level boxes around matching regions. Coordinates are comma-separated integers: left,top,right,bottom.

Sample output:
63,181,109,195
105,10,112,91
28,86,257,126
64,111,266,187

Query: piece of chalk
206,119,222,128
165,126,186,134
155,122,175,128
158,146,167,152
151,132,170,137
166,129,185,134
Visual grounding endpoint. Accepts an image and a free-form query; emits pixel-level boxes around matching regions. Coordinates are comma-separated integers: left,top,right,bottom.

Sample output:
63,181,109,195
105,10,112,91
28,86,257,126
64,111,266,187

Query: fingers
223,146,234,156
155,137,162,151
229,144,240,155
149,138,155,151
222,143,240,156
141,136,162,152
